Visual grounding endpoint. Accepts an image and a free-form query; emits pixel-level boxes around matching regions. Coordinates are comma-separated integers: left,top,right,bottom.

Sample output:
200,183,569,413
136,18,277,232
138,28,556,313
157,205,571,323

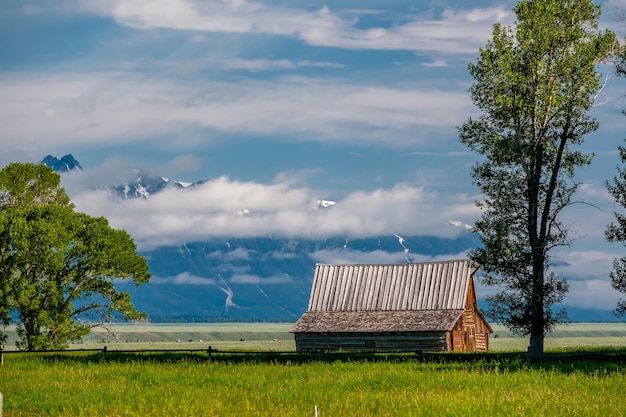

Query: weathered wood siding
294,332,448,352
444,276,491,352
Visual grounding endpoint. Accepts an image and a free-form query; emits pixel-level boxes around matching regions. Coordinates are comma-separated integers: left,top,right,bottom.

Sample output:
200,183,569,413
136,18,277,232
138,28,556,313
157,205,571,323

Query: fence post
207,346,213,362
103,345,108,361
0,345,3,366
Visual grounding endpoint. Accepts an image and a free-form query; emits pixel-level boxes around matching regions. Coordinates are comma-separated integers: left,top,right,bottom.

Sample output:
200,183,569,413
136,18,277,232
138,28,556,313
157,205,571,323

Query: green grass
489,323,626,351
1,322,626,416
1,351,625,416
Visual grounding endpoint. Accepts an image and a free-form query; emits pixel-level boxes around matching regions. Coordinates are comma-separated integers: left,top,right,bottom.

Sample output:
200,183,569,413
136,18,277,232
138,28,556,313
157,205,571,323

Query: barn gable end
290,260,492,352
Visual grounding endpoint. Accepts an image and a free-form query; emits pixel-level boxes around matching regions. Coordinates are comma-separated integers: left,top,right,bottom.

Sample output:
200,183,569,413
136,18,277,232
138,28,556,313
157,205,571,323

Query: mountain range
41,155,618,323
42,154,83,173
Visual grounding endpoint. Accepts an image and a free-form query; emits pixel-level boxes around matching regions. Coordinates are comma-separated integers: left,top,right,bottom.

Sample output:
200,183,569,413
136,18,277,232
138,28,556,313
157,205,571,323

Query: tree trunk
529,330,544,355
529,253,545,355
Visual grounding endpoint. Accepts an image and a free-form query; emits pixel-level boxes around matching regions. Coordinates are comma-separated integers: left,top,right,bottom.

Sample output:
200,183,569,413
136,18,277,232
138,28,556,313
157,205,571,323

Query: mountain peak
41,154,83,173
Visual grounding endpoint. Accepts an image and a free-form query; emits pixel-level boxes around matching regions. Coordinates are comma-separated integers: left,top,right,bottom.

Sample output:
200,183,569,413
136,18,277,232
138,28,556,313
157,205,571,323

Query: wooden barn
290,260,492,352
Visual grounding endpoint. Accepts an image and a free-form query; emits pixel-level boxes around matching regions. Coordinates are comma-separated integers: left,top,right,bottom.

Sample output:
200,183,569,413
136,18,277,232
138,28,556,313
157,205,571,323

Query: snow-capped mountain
41,154,83,173
39,155,613,322
42,155,192,200
111,168,192,200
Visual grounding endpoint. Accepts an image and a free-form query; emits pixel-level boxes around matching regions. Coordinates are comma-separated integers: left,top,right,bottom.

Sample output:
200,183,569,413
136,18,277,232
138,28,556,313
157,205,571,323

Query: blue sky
1,0,626,310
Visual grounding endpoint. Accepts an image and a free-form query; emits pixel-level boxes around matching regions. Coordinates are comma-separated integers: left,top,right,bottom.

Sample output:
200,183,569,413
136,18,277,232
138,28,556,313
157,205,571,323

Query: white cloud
0,72,472,156
566,279,622,310
222,58,344,71
550,250,616,281
71,175,478,249
423,60,450,68
152,272,216,285
76,1,509,55
476,250,624,311
230,274,292,284
207,248,250,261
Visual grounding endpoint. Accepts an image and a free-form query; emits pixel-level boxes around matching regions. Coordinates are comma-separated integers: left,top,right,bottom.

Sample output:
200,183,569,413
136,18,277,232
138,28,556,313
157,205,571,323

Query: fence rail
2,344,626,365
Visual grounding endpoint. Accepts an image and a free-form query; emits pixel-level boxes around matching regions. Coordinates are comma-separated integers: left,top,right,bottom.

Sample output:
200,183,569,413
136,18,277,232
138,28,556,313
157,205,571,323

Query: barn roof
291,259,478,334
307,260,475,312
290,310,464,333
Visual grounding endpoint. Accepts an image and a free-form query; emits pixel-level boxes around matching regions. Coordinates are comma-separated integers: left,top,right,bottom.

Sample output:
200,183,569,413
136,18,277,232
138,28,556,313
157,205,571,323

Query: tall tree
0,162,73,346
459,0,616,354
606,145,626,316
0,163,150,350
605,33,626,316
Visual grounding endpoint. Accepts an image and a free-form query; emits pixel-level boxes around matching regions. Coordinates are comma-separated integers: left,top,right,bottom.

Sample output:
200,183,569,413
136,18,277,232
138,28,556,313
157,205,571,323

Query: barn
290,259,492,352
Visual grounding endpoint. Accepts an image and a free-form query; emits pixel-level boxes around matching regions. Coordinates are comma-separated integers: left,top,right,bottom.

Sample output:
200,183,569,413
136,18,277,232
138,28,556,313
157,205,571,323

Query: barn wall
451,274,491,352
452,308,490,352
294,332,448,352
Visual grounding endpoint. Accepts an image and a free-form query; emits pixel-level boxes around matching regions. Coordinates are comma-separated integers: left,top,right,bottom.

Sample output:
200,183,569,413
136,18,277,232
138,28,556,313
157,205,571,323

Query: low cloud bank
72,174,479,248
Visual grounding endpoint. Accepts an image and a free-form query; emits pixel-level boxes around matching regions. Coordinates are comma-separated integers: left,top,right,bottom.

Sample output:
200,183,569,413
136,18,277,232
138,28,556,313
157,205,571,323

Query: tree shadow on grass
26,348,626,375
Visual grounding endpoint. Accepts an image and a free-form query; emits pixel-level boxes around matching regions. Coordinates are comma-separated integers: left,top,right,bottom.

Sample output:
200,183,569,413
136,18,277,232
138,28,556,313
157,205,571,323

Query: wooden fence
2,344,626,365
0,345,240,363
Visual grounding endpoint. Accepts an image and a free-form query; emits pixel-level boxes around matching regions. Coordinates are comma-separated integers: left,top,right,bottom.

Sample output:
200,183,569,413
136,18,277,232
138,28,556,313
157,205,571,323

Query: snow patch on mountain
317,199,336,208
448,220,473,230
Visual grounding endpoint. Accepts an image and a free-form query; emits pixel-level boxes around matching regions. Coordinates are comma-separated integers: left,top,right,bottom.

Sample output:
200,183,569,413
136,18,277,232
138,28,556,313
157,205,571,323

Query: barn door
466,327,476,352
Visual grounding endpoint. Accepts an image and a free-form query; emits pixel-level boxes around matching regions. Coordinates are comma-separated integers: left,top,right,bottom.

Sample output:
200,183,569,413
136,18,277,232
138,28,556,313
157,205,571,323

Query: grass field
1,323,625,416
1,349,625,416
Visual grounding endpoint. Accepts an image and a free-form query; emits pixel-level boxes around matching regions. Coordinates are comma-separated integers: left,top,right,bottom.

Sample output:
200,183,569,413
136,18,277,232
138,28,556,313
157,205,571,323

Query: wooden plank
308,265,323,310
361,265,370,309
342,265,356,311
444,261,458,309
313,264,329,310
414,263,424,308
425,263,437,309
395,264,408,310
449,262,462,309
371,266,384,310
406,264,418,310
336,265,350,310
383,265,393,310
294,332,449,352
352,265,365,311
436,262,446,308
380,265,391,310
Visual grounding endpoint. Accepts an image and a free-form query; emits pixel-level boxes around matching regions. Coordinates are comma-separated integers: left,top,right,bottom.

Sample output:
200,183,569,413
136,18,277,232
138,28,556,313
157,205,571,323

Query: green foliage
0,162,72,209
605,22,626,316
616,27,626,81
0,163,150,350
459,0,617,352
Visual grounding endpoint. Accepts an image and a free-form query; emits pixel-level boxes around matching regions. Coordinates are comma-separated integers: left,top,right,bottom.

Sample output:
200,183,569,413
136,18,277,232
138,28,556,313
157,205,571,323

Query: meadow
1,322,625,416
4,322,626,351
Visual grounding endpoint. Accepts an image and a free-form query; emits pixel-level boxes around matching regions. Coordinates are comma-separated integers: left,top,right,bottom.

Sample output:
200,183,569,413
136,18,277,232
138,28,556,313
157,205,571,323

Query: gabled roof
291,260,477,334
307,260,475,312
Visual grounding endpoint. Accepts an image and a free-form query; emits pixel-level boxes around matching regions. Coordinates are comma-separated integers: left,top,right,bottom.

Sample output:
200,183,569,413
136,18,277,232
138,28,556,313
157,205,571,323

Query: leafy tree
0,162,72,209
459,0,616,354
0,163,150,350
605,33,626,316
